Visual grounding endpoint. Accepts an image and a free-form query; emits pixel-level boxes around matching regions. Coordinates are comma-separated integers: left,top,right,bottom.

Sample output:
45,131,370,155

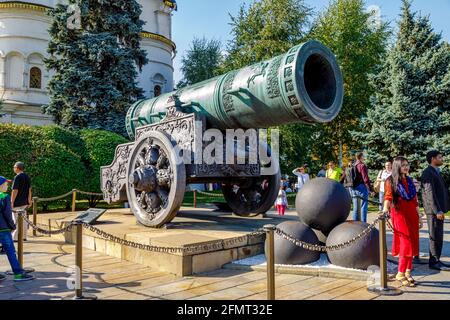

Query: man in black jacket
421,150,450,271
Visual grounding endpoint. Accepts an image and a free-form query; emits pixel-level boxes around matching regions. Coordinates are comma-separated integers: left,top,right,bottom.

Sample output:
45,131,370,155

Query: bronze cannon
101,40,344,227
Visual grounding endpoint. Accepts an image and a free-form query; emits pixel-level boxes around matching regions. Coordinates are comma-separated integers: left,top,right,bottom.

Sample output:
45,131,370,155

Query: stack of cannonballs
267,178,379,270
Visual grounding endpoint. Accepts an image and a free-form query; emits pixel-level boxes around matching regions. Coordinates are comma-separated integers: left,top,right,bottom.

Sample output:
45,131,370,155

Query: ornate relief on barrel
266,56,283,99
222,71,238,113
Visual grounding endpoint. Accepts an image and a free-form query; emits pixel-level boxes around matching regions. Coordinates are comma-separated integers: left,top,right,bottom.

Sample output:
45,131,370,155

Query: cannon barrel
126,40,343,139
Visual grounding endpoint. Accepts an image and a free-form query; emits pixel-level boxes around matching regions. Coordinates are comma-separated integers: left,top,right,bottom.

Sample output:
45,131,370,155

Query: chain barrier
17,210,73,235
274,212,389,252
35,189,103,203
17,205,389,254
81,223,266,255
36,190,75,203
15,207,267,254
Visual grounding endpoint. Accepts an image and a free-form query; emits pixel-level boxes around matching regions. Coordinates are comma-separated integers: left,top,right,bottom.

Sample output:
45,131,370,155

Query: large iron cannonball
295,178,351,235
266,221,321,265
326,221,379,270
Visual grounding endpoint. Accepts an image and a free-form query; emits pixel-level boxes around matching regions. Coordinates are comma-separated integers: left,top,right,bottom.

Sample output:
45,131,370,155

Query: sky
171,0,450,84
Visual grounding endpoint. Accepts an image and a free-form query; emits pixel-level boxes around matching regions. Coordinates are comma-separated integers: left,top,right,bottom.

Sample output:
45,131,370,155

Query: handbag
374,170,382,193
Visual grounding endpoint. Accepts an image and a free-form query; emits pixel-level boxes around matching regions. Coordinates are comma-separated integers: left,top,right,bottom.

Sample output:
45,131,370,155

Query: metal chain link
17,210,74,235
274,212,388,252
81,223,265,254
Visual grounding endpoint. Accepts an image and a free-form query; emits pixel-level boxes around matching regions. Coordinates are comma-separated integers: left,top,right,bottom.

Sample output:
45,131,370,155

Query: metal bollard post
64,220,97,300
264,224,276,300
357,196,362,221
367,213,402,296
71,189,77,213
17,212,24,267
48,219,52,237
193,190,197,208
32,197,38,237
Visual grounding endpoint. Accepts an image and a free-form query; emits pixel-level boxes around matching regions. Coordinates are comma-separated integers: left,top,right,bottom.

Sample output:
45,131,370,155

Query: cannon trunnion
101,41,344,228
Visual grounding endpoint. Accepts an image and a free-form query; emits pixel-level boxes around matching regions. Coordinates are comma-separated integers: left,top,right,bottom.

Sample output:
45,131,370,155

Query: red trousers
398,256,413,273
276,204,286,215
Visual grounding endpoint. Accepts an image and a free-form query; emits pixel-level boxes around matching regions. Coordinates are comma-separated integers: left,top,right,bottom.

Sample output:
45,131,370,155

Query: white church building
0,0,176,125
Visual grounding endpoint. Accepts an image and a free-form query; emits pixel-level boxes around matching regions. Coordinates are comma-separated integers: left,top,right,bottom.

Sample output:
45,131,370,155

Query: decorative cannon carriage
101,40,344,228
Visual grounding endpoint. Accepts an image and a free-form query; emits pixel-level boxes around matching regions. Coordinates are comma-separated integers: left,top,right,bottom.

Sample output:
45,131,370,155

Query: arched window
154,85,162,97
29,67,42,89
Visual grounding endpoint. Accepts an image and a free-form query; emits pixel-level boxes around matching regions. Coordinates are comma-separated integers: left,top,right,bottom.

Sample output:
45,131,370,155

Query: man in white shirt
292,167,310,192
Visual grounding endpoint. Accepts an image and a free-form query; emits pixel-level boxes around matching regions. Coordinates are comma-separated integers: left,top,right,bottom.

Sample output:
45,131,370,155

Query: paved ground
0,208,449,300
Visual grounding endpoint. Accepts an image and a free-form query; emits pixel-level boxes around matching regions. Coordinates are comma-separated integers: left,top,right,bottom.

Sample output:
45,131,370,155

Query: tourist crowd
276,150,450,287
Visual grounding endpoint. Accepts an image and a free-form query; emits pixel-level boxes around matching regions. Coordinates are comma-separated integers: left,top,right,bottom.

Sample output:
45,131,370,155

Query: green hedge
0,124,128,199
80,129,129,192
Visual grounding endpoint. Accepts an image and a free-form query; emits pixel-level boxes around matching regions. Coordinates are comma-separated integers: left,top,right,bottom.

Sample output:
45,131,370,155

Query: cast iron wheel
126,131,186,228
222,142,281,216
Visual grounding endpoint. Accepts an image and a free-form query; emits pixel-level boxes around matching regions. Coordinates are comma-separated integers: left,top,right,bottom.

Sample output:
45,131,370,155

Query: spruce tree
353,0,450,174
44,0,148,136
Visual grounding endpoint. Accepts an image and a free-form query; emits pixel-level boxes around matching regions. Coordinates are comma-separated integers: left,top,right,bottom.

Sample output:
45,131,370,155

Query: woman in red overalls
382,156,421,287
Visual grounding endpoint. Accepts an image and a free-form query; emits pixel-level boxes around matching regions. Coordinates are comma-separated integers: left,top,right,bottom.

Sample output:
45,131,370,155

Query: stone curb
223,262,372,281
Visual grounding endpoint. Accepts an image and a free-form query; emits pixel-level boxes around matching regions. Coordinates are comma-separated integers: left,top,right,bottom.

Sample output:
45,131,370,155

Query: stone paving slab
0,209,448,300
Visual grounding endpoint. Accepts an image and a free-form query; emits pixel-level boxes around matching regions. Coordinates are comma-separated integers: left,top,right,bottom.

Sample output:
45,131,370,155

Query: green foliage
44,0,148,136
79,129,128,191
220,0,389,174
221,0,312,72
353,0,450,176
177,37,223,88
220,0,313,173
303,0,390,166
0,124,128,199
0,124,87,198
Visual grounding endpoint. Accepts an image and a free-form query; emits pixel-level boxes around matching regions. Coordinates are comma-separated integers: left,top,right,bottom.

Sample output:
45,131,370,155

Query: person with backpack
351,152,372,222
375,161,392,210
342,161,355,195
0,176,35,282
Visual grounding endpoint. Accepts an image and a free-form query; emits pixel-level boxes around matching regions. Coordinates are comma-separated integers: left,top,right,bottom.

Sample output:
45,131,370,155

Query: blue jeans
352,184,369,222
0,231,24,275
379,191,385,211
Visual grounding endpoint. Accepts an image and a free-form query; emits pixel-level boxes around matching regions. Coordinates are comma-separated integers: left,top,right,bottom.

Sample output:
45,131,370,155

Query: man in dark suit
421,150,450,271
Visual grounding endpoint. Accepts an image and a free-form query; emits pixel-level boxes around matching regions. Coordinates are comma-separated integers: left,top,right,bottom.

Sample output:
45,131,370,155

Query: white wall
0,0,175,126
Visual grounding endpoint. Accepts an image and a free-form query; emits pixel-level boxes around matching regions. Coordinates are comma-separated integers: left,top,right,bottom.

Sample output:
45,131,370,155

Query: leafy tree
306,0,390,167
219,0,313,173
177,37,223,88
44,0,148,136
353,0,450,176
221,0,312,72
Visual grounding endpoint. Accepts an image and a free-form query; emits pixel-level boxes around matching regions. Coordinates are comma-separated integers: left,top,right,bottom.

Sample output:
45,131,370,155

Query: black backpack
351,164,364,188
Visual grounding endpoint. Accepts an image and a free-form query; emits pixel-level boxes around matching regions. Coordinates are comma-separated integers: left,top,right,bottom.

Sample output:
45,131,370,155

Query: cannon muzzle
126,40,343,139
